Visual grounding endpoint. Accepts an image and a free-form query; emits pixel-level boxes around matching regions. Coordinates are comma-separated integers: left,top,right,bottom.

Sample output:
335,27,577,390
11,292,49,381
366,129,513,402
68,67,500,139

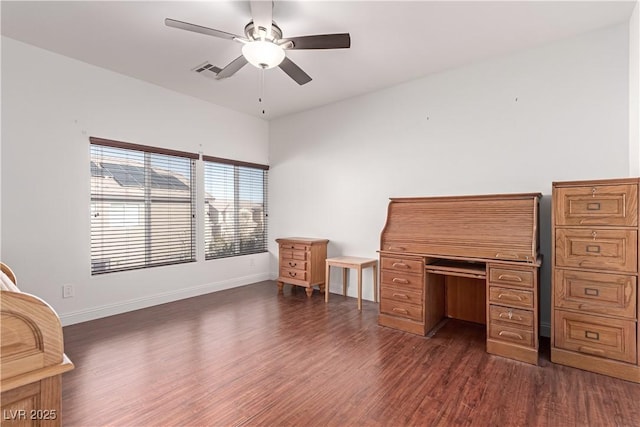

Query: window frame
89,137,199,275
203,155,269,260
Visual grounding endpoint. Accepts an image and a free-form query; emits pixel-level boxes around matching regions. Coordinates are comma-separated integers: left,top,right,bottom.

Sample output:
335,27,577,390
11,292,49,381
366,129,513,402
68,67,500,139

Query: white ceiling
1,1,636,120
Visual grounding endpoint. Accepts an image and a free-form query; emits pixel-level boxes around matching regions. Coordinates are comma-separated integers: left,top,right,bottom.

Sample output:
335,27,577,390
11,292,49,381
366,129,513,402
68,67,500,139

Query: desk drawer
489,305,534,328
381,271,423,291
554,184,638,227
554,310,637,364
281,249,307,261
554,269,637,319
489,323,534,347
555,228,637,273
279,268,307,282
489,266,534,288
281,259,307,271
489,286,534,309
381,257,424,274
380,299,423,322
381,287,423,305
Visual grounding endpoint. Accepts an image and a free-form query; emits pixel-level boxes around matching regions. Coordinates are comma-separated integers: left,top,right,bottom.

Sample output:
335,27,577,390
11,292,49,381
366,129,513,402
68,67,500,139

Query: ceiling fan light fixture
242,40,285,69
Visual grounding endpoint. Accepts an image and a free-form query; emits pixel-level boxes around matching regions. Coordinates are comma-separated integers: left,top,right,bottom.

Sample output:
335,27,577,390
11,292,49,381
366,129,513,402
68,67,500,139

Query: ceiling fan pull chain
259,68,265,115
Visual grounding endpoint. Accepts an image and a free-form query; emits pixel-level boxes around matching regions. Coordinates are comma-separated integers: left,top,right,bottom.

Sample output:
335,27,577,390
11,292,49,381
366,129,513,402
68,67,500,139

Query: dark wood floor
62,281,640,426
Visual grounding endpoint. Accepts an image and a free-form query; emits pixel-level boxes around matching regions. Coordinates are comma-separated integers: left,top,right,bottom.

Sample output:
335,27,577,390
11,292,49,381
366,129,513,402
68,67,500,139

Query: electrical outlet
62,284,74,298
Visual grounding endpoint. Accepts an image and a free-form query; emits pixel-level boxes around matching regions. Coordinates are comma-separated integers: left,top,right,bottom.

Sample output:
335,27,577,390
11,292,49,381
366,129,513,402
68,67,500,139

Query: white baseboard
59,273,271,326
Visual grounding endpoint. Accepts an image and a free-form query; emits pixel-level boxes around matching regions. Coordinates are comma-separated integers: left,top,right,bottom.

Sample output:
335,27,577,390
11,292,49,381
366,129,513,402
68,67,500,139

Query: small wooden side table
325,256,378,310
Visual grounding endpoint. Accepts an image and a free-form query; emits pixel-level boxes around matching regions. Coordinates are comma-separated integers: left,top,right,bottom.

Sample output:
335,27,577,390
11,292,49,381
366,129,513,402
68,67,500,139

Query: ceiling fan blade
216,55,249,79
250,1,273,38
165,18,241,41
281,33,351,50
279,57,312,85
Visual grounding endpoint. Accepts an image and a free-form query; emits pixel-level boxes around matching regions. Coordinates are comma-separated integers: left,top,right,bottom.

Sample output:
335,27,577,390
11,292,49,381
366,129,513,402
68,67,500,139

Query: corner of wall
629,1,640,175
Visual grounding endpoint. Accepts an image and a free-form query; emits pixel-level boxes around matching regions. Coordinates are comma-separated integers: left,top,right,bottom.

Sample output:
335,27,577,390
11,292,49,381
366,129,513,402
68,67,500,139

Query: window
203,156,268,259
90,137,198,274
107,203,140,227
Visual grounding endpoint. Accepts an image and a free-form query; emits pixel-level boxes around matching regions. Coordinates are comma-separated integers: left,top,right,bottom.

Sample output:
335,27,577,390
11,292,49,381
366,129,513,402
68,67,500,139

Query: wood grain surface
62,281,640,426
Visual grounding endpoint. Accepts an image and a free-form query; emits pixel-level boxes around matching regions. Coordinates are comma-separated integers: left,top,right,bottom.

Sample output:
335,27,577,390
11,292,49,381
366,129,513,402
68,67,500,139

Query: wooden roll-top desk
378,193,542,364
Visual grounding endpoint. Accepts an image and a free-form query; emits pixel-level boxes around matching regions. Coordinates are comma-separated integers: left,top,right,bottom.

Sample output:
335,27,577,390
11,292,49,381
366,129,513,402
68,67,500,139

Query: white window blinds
203,156,268,259
90,137,198,274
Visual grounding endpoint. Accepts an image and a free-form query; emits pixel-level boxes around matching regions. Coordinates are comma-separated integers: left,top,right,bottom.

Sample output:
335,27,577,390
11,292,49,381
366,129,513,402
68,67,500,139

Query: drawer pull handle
288,271,297,277
585,331,600,341
392,293,409,299
586,245,600,253
497,274,522,282
587,202,601,211
288,262,297,268
591,187,597,196
591,231,597,240
388,246,406,251
498,293,523,302
392,308,409,314
392,262,409,269
579,346,605,356
392,278,409,284
579,219,608,225
495,253,519,259
584,288,600,297
499,311,523,321
499,331,524,340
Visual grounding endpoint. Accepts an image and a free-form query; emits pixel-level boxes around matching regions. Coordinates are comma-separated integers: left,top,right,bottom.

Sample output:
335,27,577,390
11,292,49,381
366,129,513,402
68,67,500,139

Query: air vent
192,62,222,80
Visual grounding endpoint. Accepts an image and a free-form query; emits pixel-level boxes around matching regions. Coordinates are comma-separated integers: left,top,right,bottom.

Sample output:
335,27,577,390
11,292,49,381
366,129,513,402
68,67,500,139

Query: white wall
1,37,270,325
630,1,640,174
269,24,630,336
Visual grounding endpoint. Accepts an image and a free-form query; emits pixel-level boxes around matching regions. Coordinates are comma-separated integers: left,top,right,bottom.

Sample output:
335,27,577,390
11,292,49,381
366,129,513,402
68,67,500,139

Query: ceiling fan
165,1,351,85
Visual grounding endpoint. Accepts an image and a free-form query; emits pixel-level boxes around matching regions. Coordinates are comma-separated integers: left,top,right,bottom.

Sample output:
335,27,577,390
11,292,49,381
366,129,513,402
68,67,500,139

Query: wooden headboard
0,263,74,426
1,262,17,286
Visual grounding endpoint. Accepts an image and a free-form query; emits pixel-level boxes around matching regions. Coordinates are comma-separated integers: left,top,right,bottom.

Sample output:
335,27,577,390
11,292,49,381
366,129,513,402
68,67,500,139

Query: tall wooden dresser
276,237,329,297
379,193,542,364
552,178,640,383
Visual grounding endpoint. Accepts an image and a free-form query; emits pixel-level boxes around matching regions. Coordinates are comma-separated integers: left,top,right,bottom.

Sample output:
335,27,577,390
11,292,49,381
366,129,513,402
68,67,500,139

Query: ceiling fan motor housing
244,21,282,42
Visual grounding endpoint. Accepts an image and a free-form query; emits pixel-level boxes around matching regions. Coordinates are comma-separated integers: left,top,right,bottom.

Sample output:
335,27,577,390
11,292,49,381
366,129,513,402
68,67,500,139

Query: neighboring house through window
90,137,198,274
203,156,268,259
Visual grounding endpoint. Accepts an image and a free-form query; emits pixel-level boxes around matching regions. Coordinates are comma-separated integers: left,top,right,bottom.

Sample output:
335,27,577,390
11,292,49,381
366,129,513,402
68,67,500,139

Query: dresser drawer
554,269,637,319
489,286,534,309
555,228,637,273
554,310,637,364
381,287,423,305
281,259,307,271
280,249,307,261
554,184,638,227
488,323,534,347
381,256,424,274
279,268,307,282
380,299,423,321
489,266,534,288
381,271,423,291
279,243,309,251
489,305,534,328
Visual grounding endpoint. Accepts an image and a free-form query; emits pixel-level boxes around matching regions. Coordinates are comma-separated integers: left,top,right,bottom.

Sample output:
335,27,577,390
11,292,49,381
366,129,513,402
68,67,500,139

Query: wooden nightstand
276,237,329,297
